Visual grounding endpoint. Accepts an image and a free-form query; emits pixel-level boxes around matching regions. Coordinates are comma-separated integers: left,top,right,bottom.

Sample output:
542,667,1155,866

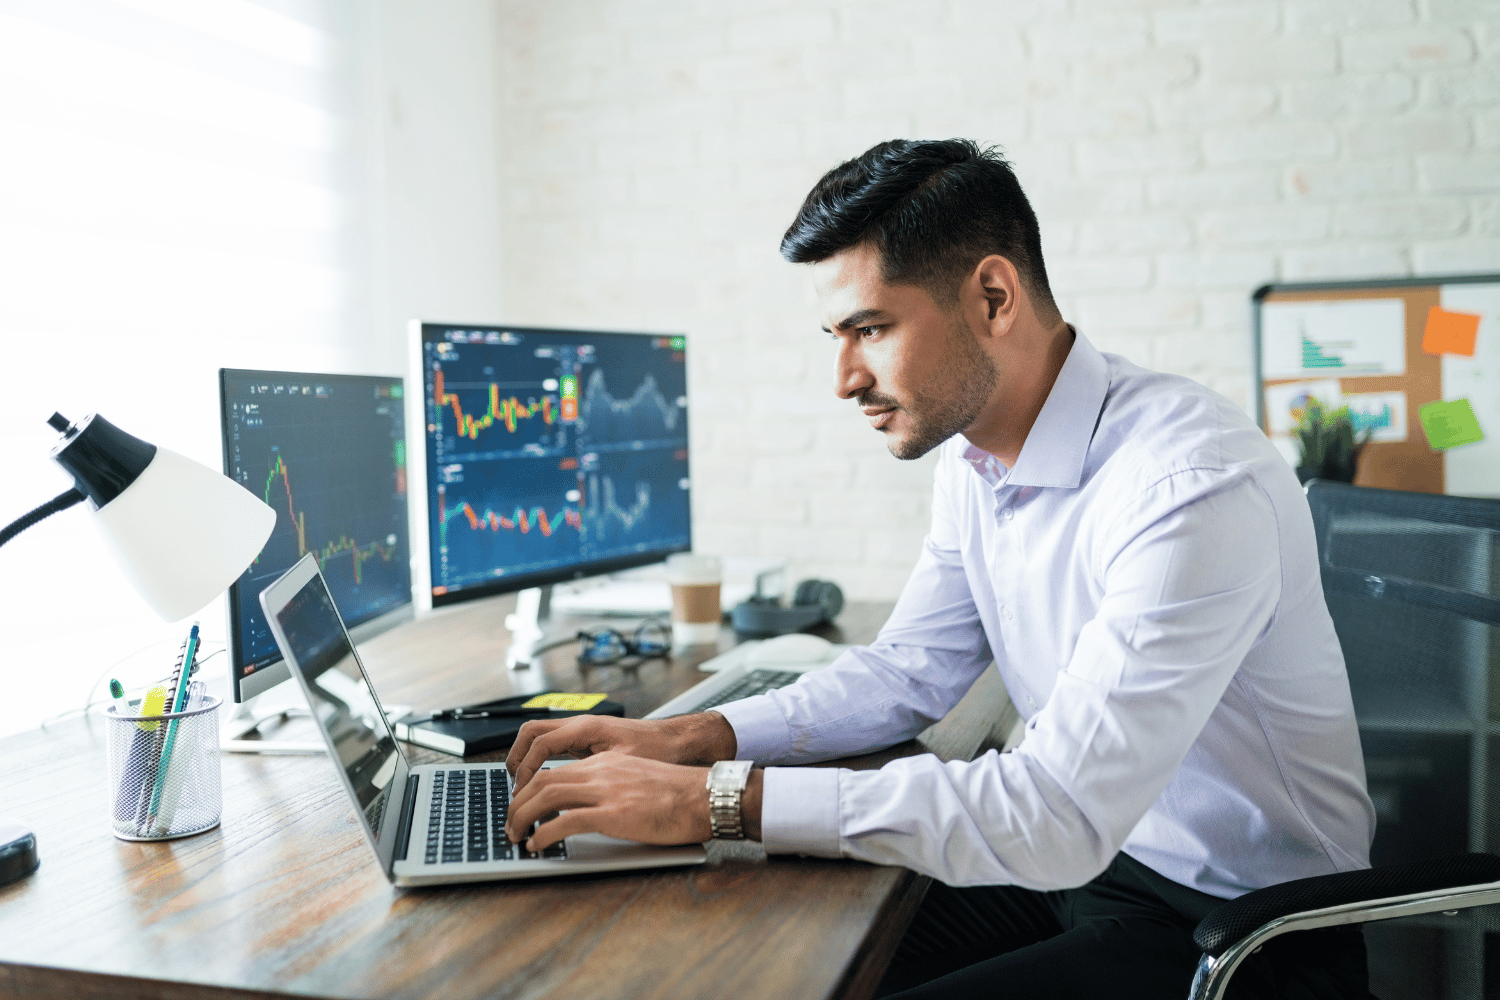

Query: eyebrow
822,309,889,334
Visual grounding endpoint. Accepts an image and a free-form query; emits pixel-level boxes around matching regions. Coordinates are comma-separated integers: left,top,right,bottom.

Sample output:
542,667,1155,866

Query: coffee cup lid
667,553,721,584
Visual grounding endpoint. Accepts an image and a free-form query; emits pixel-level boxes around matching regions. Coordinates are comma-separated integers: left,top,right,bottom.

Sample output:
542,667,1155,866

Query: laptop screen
272,567,405,845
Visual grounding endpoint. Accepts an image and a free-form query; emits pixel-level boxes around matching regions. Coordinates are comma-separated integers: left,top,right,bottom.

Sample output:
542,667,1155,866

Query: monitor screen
221,370,412,701
418,324,691,607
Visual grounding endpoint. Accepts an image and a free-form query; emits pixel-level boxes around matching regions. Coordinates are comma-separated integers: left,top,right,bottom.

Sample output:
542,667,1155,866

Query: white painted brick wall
493,0,1500,601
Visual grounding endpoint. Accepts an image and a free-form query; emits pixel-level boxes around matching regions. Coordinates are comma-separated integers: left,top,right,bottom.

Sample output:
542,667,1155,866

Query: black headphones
730,576,844,637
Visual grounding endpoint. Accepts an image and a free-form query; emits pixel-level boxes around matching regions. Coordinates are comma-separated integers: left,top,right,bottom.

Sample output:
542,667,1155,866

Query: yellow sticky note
1422,306,1480,357
521,693,607,711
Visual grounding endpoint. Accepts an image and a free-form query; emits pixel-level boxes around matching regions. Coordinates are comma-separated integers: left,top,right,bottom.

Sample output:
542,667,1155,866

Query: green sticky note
1418,398,1484,451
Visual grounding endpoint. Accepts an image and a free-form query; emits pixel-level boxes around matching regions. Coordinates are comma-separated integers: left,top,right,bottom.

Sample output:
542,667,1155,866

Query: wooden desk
0,597,1018,1000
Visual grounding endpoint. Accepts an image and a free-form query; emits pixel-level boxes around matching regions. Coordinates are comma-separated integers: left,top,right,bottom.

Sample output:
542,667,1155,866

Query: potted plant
1293,398,1370,485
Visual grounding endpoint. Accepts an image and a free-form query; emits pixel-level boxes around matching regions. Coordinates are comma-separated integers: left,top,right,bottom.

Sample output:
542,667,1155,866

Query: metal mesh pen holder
106,696,223,842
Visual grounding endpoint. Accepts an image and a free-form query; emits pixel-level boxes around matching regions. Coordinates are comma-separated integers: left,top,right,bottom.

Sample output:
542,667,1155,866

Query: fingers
510,718,604,792
525,807,602,852
506,766,598,844
504,718,569,786
505,753,713,849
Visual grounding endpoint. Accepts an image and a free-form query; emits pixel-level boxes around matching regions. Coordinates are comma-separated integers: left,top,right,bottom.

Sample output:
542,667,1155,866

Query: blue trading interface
421,325,691,603
221,371,411,677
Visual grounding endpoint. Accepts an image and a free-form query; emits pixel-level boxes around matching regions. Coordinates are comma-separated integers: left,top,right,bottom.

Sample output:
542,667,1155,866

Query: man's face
813,244,998,461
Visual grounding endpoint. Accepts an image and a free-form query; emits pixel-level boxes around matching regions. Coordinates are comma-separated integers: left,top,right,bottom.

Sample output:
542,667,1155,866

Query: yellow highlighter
139,685,167,731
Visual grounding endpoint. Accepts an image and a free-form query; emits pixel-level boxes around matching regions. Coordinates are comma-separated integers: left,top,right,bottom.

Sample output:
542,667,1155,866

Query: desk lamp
0,412,277,885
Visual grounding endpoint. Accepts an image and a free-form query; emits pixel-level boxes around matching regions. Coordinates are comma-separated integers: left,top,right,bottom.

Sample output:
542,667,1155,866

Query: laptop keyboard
424,768,567,864
686,669,803,712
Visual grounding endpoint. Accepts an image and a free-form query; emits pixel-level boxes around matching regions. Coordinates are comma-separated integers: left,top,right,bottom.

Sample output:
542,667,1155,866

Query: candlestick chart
259,452,402,587
431,456,583,587
432,365,562,448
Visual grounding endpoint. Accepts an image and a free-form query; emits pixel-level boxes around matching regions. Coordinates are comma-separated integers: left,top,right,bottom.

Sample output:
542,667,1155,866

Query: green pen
108,679,132,717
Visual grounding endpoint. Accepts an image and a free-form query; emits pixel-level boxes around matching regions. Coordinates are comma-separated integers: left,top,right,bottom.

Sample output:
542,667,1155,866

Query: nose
834,338,872,401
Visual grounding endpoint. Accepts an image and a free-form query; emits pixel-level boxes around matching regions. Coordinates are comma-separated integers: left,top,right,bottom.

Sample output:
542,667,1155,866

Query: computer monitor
416,323,691,661
220,369,413,746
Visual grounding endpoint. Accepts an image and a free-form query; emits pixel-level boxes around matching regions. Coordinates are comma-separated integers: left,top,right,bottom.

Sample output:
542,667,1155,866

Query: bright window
0,0,374,735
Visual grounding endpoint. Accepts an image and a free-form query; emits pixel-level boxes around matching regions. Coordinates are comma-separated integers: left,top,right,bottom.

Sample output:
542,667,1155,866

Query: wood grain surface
0,597,1018,1000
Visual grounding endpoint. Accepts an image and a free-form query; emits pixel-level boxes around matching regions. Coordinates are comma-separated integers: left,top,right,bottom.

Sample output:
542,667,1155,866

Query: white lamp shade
91,447,276,621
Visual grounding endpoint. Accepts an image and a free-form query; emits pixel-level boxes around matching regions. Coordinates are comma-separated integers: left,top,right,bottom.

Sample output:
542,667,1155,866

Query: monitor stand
505,585,577,670
220,690,323,754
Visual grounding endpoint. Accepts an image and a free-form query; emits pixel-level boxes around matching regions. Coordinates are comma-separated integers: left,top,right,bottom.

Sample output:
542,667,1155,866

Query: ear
971,255,1021,335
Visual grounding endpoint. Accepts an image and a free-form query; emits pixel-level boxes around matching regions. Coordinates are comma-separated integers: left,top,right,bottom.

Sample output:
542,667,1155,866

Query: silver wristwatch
705,760,754,840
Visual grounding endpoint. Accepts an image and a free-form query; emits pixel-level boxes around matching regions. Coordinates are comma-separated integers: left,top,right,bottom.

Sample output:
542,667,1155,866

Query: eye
856,325,883,339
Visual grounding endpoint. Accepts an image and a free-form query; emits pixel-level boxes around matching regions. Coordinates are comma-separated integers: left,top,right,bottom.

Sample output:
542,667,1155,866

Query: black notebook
392,694,626,757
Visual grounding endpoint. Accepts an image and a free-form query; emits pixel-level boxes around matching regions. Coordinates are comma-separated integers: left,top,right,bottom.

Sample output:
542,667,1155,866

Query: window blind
0,0,374,735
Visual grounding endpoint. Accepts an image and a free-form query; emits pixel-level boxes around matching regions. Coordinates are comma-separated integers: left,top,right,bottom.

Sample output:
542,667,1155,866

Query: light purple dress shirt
716,331,1375,899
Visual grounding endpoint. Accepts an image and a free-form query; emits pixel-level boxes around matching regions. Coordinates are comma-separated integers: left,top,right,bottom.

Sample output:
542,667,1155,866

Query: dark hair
781,139,1055,313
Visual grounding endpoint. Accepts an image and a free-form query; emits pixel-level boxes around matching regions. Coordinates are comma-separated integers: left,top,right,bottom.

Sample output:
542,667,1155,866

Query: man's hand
505,712,737,794
505,752,764,851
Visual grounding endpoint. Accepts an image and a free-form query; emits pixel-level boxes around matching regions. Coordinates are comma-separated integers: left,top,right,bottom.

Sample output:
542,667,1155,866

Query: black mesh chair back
1307,481,1500,868
1189,481,1500,999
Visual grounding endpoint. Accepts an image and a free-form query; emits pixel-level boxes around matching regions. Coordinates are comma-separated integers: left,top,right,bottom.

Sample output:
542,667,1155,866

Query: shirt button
1003,607,1014,621
1028,695,1037,709
1003,508,1014,520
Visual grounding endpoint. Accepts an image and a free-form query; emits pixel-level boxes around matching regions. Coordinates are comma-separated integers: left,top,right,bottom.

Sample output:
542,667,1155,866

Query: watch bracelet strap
707,760,752,841
708,786,745,840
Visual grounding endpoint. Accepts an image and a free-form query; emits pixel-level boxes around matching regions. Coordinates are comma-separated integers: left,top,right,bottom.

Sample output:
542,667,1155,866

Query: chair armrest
1194,853,1500,957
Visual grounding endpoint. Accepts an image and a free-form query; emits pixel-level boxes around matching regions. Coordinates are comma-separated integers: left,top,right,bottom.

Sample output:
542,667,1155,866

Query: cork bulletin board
1253,275,1500,497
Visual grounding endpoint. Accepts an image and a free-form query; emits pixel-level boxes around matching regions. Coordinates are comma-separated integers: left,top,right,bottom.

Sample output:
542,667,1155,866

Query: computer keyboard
425,768,566,864
686,668,804,712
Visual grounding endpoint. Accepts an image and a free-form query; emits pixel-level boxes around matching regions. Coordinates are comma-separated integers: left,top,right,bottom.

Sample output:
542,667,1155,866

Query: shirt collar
962,328,1109,491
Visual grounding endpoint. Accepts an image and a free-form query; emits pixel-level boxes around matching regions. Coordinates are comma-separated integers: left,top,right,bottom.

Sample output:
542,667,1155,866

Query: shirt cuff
712,694,793,763
760,766,842,858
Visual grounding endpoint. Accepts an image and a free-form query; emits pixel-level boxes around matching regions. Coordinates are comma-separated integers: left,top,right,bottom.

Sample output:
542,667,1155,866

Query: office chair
1189,480,1500,1000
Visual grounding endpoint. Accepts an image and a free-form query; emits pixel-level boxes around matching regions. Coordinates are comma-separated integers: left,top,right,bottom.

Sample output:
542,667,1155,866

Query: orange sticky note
1422,306,1480,357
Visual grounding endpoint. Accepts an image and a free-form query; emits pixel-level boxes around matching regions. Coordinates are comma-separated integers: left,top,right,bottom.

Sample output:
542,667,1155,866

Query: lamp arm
0,488,86,549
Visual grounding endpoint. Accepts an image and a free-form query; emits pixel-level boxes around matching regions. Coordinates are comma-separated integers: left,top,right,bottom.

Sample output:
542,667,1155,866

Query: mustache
856,391,900,410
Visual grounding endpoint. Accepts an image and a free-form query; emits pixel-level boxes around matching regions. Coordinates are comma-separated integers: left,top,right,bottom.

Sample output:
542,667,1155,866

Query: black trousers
876,854,1369,1000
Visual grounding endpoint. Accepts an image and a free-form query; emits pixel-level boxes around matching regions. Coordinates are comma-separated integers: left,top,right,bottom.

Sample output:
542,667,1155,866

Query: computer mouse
746,632,838,666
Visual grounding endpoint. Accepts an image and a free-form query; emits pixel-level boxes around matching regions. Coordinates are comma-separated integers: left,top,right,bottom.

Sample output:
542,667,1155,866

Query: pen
146,623,199,834
430,706,577,721
108,679,132,717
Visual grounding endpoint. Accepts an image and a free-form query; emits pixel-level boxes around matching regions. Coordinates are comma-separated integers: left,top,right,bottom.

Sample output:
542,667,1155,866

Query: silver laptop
260,553,706,886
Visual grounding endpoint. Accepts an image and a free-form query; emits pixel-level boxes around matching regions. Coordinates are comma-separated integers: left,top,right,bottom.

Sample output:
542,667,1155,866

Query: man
504,139,1375,998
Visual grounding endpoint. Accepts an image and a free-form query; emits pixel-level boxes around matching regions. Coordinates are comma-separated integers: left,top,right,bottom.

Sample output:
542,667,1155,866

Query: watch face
709,760,752,789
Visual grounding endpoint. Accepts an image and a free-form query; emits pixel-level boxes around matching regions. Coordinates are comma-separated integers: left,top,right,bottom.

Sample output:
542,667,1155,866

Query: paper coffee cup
667,554,722,646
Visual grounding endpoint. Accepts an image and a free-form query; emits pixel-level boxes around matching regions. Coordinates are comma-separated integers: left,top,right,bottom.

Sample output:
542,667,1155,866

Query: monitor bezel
219,367,415,704
414,322,692,610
